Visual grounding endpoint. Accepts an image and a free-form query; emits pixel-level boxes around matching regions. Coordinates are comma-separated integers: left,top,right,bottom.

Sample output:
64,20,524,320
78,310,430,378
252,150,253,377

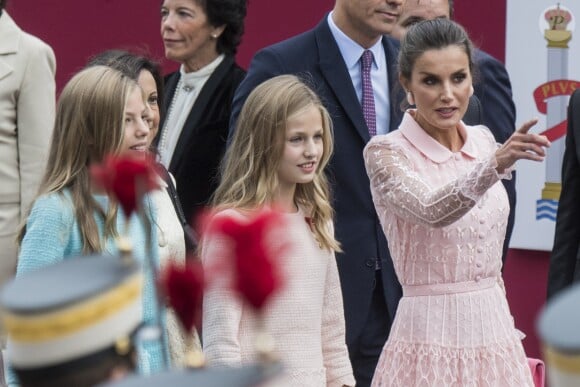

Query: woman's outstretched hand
495,118,551,174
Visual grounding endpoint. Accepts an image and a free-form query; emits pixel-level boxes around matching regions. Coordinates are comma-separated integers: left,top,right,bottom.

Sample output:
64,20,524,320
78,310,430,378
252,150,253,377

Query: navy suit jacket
473,49,517,263
547,89,580,299
230,17,404,344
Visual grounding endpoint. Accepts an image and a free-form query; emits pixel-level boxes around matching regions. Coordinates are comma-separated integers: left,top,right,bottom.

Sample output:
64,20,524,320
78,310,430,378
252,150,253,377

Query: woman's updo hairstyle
398,18,475,82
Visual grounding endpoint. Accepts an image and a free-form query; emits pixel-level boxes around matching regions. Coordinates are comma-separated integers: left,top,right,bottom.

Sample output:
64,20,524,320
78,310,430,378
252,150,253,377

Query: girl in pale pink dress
363,19,550,386
202,75,355,387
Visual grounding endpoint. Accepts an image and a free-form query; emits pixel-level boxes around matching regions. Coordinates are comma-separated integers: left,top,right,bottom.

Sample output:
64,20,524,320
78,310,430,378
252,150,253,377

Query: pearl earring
211,34,218,39
407,91,415,106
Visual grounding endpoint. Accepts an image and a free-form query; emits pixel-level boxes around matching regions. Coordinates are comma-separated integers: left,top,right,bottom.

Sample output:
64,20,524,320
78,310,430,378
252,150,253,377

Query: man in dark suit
229,1,405,385
547,89,580,299
391,0,517,265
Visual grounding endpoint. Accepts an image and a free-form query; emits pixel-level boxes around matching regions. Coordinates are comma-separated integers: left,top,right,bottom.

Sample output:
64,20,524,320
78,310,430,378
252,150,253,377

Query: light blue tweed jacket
7,189,167,385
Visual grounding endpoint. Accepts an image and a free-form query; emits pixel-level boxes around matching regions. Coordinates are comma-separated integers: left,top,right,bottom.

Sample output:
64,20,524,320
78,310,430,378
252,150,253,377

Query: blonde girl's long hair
213,74,340,252
18,66,139,253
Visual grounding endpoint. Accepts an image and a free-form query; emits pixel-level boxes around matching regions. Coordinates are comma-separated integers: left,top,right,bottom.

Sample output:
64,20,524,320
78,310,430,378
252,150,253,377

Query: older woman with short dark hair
158,0,247,226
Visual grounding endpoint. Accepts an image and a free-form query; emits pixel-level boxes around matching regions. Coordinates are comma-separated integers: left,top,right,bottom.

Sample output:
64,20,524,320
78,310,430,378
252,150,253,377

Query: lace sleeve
364,141,503,228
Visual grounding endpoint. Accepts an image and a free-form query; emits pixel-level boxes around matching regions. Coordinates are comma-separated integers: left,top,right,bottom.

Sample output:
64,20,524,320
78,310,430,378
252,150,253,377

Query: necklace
158,76,184,163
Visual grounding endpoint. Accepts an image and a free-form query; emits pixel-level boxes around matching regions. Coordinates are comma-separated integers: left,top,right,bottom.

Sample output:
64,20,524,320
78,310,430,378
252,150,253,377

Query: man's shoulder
474,48,495,62
474,48,506,72
262,24,401,57
254,28,401,75
259,24,320,59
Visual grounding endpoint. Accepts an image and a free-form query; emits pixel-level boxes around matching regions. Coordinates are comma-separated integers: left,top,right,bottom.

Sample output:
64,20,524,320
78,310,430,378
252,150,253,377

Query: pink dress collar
398,110,479,164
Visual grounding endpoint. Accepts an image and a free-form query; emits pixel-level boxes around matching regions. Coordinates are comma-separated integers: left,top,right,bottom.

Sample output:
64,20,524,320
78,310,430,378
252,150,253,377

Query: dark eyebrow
418,71,438,78
417,68,468,78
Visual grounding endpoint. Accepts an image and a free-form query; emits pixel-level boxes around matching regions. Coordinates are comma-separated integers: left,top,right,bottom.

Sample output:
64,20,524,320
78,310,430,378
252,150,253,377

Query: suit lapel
382,37,404,132
0,12,19,81
315,19,403,140
169,56,235,172
314,20,371,143
0,12,19,55
0,60,11,81
155,72,180,148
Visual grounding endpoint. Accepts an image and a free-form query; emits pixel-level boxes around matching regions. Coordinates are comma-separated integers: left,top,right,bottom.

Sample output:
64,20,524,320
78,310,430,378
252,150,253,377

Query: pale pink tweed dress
364,112,533,387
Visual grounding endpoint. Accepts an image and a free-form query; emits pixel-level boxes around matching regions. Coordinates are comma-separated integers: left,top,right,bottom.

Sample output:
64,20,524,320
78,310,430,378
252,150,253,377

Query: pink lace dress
364,112,533,387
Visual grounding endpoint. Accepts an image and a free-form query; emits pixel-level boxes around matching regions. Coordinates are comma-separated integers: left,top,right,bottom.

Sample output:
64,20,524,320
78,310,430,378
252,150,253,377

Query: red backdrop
7,0,546,360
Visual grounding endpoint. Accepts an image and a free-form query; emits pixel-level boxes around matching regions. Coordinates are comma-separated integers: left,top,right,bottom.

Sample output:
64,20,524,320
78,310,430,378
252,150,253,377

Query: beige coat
0,11,56,286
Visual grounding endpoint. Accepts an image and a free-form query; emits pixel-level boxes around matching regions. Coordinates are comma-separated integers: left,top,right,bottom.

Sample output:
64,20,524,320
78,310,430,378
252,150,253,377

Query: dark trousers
349,270,391,387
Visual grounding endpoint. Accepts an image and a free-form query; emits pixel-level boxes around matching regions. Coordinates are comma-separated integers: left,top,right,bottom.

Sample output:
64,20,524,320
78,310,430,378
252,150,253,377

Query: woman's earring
407,91,415,106
211,34,218,39
470,85,474,96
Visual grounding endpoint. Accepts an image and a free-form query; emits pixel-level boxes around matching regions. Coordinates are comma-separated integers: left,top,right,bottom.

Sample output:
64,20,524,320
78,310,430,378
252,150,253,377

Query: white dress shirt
327,12,390,135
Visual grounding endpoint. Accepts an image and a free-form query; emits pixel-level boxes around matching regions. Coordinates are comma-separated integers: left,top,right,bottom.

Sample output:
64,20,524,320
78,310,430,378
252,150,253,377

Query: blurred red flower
159,260,205,333
91,154,160,217
205,209,286,311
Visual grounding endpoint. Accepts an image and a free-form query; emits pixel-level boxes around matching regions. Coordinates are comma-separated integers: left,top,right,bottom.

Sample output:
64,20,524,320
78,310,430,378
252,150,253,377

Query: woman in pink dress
364,19,550,386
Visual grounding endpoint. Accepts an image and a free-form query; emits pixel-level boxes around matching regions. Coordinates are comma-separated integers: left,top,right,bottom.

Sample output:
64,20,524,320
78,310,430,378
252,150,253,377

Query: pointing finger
516,118,539,134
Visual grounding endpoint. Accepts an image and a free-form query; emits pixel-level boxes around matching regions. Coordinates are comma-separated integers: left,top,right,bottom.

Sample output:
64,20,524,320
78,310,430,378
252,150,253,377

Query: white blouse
158,54,225,167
